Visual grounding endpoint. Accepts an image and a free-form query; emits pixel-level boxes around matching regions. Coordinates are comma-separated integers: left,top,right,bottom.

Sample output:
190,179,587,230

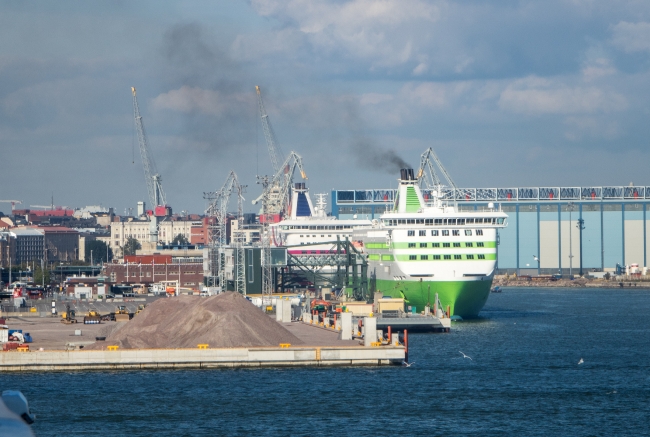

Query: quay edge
0,346,405,372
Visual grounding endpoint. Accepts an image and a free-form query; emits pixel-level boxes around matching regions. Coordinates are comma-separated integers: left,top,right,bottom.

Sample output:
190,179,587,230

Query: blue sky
1,0,649,215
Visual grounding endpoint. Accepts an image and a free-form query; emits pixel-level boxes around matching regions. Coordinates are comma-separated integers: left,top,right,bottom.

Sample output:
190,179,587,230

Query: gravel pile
87,292,302,349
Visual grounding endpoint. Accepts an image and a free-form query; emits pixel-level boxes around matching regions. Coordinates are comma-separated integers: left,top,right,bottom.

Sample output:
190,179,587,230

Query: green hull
375,278,492,318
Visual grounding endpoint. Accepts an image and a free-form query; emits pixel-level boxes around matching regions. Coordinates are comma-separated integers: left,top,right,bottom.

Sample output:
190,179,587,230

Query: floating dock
0,345,405,371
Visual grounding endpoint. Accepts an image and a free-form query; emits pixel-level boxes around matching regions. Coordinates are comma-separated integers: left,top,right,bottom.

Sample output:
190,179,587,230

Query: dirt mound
87,293,302,349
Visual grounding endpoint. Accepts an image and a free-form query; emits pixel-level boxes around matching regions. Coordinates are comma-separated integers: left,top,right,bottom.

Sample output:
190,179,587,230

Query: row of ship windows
369,254,487,261
384,218,504,226
299,235,334,238
411,254,486,260
408,229,483,237
408,242,484,248
283,225,353,230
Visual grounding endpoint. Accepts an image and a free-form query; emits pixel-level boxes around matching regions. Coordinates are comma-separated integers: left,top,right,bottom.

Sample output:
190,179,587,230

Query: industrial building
331,185,650,274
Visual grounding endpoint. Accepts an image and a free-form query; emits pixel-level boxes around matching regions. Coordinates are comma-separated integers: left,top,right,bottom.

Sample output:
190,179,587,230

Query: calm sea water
3,287,650,436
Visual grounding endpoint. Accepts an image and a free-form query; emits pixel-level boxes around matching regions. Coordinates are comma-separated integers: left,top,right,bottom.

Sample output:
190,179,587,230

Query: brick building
104,255,203,290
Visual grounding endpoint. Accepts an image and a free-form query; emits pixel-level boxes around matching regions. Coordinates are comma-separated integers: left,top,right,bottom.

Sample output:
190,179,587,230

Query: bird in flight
578,358,584,365
403,361,415,367
459,351,472,360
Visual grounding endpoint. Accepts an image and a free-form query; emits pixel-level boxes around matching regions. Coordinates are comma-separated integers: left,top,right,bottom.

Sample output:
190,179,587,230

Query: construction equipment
416,147,458,192
83,309,102,325
135,304,146,315
203,171,247,293
252,151,307,221
60,305,77,324
131,87,171,244
0,200,22,211
114,305,131,322
255,86,286,174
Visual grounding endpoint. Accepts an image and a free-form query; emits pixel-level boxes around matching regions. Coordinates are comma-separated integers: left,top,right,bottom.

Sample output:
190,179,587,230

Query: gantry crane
131,87,171,244
0,200,22,211
204,171,247,293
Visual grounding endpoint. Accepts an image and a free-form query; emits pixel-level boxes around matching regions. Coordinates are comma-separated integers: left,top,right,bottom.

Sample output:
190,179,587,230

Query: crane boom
417,147,458,192
132,87,167,208
255,86,285,174
252,151,307,218
0,200,22,211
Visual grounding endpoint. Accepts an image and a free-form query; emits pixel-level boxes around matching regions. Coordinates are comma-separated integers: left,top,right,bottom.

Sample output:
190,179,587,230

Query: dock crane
254,86,309,222
255,86,286,174
416,147,458,191
0,200,22,211
252,151,307,222
204,171,246,293
131,87,171,244
416,147,460,203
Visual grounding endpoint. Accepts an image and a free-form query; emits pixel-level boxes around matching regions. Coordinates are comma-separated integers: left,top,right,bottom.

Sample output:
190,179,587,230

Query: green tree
171,233,189,246
34,264,50,285
85,240,113,264
123,237,141,256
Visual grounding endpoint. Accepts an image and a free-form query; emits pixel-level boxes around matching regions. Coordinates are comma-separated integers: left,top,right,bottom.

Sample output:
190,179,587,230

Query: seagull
578,358,584,365
459,351,472,360
402,361,415,367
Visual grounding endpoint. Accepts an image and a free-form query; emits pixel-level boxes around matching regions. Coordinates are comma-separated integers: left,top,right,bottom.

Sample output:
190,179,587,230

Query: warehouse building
331,185,650,275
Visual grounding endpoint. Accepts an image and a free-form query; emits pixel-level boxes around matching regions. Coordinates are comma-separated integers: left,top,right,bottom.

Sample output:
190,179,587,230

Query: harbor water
3,287,650,436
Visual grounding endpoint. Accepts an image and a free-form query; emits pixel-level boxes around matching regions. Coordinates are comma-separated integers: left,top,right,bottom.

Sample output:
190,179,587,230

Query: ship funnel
400,168,415,181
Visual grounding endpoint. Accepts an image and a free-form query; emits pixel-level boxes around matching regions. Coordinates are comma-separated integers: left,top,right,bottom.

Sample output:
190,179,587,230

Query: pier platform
0,316,405,371
0,345,404,371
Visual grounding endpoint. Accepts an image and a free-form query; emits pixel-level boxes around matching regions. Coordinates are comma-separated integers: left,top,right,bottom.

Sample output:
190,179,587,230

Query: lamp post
577,218,585,276
567,202,574,277
533,255,540,275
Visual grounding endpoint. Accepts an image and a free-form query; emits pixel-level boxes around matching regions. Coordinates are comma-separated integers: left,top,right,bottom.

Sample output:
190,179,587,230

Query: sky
1,0,650,215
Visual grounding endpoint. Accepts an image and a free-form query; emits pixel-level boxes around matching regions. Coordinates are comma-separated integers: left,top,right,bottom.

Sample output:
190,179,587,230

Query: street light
567,202,574,277
577,218,585,276
533,255,540,275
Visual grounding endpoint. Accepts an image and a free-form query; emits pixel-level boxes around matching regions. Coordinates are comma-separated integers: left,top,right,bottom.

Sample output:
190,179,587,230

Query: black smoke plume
352,140,411,174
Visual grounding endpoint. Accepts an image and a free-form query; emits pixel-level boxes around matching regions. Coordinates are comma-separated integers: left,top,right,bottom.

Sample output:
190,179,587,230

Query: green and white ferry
353,168,508,318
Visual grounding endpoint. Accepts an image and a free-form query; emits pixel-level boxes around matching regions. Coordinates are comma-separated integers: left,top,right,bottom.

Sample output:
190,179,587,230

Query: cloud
498,76,627,115
250,0,439,68
563,116,619,141
581,58,617,81
151,86,249,117
610,21,650,53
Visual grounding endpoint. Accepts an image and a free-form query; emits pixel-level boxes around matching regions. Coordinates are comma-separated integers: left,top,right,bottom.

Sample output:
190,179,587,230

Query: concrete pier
0,345,405,371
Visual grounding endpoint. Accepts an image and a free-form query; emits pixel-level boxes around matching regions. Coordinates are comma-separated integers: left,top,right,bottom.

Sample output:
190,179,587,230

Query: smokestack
400,168,415,181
